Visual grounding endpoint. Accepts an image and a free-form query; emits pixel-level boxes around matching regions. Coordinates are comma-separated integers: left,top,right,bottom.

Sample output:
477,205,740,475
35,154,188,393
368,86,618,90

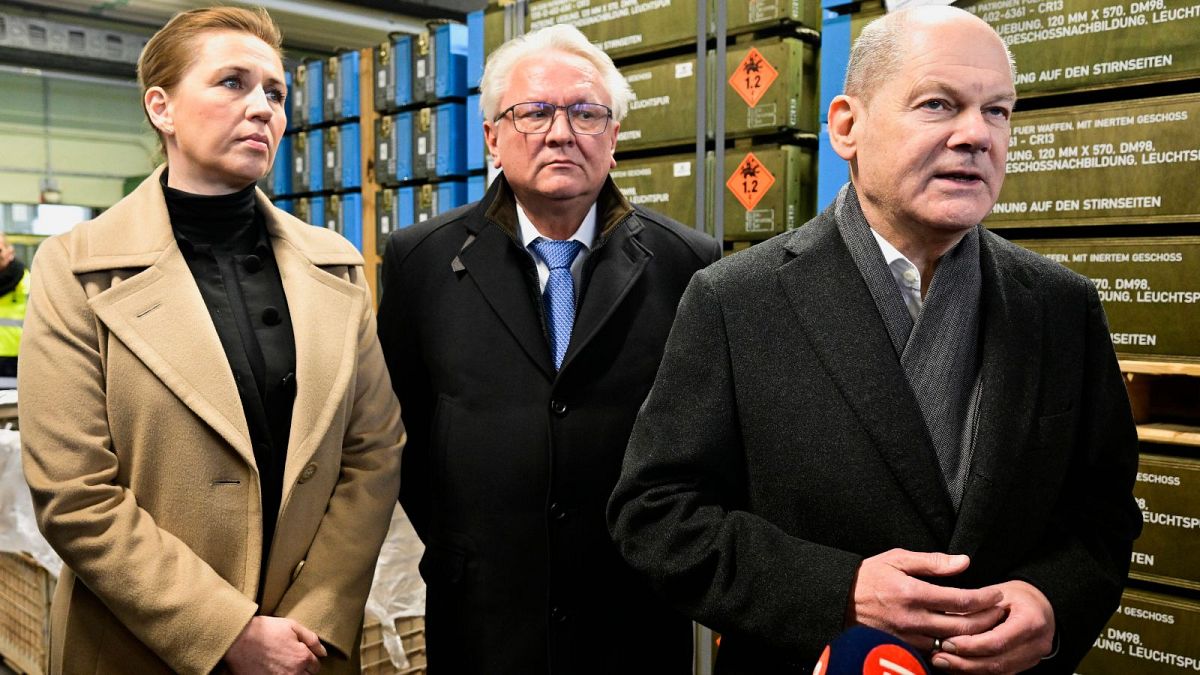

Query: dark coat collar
454,173,648,381
778,207,1043,547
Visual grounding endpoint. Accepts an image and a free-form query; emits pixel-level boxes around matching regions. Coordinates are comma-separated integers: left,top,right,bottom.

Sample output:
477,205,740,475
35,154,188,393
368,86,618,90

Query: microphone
813,626,932,675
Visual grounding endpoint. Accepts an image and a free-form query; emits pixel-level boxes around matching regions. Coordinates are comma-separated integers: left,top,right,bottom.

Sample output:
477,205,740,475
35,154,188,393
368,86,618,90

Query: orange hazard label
729,47,778,108
726,152,775,211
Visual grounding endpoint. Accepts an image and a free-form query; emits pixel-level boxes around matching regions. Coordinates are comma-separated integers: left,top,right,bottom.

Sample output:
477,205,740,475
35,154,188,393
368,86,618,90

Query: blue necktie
531,238,584,370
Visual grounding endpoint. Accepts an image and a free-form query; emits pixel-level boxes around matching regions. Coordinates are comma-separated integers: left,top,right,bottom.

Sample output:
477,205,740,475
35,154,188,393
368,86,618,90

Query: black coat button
243,254,263,273
550,400,568,416
262,306,282,326
550,606,567,623
281,372,296,392
549,502,567,521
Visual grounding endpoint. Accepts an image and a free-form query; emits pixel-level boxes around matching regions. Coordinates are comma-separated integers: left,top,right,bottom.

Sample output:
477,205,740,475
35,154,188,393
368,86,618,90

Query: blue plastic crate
340,192,363,251
438,180,468,213
272,134,293,196
395,35,414,108
339,50,361,119
468,174,485,203
398,186,416,228
284,69,297,131
820,11,851,124
397,111,415,183
436,102,467,177
341,123,361,189
305,58,325,125
433,23,468,100
275,198,294,215
467,11,484,91
308,128,324,192
310,195,326,228
466,93,484,172
817,125,848,213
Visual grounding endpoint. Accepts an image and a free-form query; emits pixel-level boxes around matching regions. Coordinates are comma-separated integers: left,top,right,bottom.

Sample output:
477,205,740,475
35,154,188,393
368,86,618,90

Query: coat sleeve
1008,281,1141,669
18,237,259,675
607,270,862,654
273,264,405,659
377,231,436,541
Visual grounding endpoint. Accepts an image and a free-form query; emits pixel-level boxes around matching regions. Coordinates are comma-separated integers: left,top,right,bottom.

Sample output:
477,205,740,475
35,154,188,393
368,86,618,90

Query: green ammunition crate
610,152,700,226
713,144,816,240
960,0,1200,97
323,125,339,192
483,3,513,68
617,38,817,151
715,38,818,140
372,41,393,113
414,107,436,181
413,31,433,105
519,0,817,60
527,0,700,59
377,187,399,256
1015,237,1200,361
989,93,1200,228
1077,589,1200,674
1127,454,1200,591
618,57,698,151
725,0,819,35
291,131,310,194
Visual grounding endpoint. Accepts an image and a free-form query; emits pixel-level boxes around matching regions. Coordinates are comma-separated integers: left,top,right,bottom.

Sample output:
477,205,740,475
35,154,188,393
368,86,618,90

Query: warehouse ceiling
3,0,486,54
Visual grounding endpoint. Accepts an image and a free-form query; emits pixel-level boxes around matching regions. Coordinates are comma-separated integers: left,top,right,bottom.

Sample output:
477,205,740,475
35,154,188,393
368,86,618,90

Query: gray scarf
835,184,983,508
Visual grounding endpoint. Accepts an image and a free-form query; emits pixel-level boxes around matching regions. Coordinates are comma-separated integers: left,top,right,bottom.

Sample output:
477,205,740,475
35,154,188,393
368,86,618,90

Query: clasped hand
850,549,1055,674
225,615,328,675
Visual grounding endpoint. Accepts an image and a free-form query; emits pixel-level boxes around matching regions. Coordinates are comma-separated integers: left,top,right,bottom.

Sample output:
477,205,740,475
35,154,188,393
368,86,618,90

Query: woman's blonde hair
137,6,283,155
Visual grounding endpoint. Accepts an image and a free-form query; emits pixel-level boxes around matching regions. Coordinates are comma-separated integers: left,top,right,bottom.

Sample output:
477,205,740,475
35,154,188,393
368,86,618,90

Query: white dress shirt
516,201,598,298
870,228,923,322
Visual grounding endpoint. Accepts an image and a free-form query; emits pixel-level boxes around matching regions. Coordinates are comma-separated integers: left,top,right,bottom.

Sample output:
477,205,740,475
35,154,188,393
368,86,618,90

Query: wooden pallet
0,554,53,675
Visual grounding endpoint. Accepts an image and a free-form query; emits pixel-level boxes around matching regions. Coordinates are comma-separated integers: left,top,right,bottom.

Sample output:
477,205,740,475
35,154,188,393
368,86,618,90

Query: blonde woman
19,8,403,674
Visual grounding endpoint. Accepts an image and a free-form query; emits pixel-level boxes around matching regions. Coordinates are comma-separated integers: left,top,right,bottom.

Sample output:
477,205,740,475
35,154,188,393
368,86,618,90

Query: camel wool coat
18,167,404,675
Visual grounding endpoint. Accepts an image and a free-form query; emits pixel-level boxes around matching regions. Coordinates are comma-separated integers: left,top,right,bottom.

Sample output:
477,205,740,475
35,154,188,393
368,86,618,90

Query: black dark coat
378,175,720,674
608,201,1143,674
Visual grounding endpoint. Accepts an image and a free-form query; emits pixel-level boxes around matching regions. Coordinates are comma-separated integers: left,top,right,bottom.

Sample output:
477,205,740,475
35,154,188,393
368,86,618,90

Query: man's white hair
479,24,634,123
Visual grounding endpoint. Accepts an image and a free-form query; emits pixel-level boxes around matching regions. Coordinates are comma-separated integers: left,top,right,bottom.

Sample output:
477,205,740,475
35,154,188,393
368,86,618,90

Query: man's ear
827,94,861,162
608,121,619,169
483,119,502,169
144,86,174,136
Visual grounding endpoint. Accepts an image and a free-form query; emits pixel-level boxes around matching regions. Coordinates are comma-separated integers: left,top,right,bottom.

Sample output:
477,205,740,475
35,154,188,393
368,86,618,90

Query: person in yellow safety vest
0,231,30,377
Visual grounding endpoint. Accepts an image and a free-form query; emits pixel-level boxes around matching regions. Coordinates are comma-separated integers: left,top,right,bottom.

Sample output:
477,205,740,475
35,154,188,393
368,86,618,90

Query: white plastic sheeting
0,427,63,577
364,504,427,670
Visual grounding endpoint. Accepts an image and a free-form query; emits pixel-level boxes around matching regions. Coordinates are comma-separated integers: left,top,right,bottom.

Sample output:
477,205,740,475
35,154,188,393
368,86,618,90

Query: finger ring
932,638,942,651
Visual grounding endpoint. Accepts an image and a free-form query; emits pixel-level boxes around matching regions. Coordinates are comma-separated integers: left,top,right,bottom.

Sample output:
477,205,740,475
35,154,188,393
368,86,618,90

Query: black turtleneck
161,170,296,585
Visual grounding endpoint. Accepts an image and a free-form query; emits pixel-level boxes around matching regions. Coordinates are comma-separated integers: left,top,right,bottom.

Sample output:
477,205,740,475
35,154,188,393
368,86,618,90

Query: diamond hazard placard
726,152,775,212
729,47,778,108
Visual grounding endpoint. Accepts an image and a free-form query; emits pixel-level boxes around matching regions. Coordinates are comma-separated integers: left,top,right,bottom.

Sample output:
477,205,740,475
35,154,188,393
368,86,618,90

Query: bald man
608,7,1140,673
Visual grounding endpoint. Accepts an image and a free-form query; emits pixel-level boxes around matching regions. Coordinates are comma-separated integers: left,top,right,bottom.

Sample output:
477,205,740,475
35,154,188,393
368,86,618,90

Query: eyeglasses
494,102,613,135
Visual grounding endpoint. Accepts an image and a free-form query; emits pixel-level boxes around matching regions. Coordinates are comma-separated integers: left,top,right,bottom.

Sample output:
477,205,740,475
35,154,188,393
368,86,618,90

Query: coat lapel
83,169,255,468
261,200,366,502
778,215,957,542
454,179,557,378
560,217,650,373
949,233,1042,555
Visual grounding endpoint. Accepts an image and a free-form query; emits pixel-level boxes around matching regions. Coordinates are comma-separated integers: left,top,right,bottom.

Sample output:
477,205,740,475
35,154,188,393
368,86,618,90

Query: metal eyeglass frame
493,102,613,135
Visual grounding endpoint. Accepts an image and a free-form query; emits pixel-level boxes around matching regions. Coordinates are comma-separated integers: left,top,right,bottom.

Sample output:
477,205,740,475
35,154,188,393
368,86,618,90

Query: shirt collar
869,227,912,268
870,227,922,297
515,201,598,250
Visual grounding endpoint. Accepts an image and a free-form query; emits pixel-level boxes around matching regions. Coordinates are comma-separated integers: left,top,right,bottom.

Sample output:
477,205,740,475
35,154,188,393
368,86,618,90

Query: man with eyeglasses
376,23,719,675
